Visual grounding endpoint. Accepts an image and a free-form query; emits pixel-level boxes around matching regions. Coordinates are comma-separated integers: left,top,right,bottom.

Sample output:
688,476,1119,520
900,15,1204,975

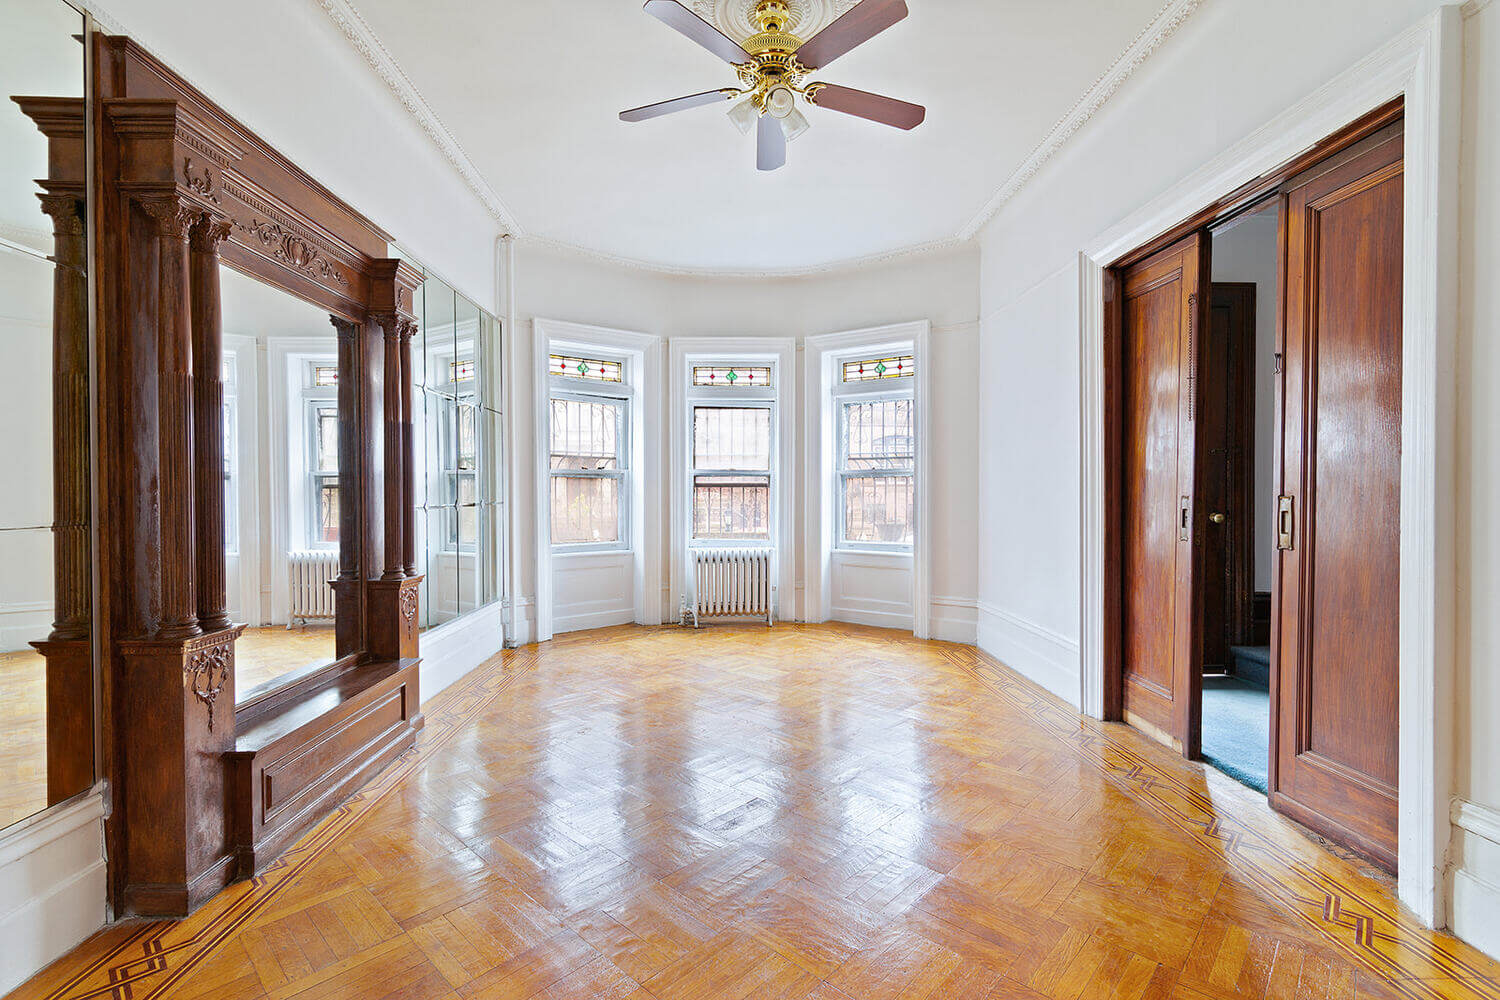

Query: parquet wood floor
0,646,47,829
10,624,1499,1000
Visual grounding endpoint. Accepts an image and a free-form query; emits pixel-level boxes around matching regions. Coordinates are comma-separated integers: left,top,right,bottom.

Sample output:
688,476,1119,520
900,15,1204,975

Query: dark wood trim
1108,97,1403,270
6,31,432,916
1101,266,1124,721
1210,282,1258,658
1103,103,1405,765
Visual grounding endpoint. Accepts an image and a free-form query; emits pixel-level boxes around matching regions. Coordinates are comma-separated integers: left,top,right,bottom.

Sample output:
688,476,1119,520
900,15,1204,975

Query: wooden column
379,315,405,581
400,320,417,577
35,190,94,805
191,216,234,632
331,316,364,659
142,197,201,641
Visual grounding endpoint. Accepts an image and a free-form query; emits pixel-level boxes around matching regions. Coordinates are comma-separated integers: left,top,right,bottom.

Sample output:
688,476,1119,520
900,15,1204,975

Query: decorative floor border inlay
31,645,539,1000
942,642,1500,1000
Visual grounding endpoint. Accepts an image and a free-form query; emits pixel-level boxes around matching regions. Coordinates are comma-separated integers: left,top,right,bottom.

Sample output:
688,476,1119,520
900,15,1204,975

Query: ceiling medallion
690,0,856,44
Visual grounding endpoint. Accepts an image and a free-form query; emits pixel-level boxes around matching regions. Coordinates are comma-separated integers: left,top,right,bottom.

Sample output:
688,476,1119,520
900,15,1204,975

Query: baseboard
553,605,635,635
929,595,978,644
1448,798,1500,959
976,602,1081,708
830,606,915,632
0,788,108,995
419,602,505,701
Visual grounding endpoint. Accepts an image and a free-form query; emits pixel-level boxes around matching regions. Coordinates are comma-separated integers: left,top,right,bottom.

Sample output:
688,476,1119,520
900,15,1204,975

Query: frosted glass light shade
780,106,810,142
727,97,759,135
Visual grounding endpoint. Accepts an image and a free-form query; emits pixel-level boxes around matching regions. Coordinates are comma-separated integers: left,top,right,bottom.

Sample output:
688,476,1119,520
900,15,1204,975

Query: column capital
140,197,199,240
37,193,85,236
188,215,233,253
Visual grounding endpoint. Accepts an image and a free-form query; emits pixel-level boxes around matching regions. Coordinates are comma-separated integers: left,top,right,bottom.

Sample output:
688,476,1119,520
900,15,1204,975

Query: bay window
835,353,915,550
691,404,772,541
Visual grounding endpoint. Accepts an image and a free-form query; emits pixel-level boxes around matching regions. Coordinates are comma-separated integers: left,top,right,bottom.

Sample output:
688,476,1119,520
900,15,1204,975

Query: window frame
833,382,916,553
303,396,340,550
547,377,632,554
689,397,775,545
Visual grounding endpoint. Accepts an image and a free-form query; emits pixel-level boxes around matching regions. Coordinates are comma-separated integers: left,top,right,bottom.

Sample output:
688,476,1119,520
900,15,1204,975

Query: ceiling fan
620,0,925,171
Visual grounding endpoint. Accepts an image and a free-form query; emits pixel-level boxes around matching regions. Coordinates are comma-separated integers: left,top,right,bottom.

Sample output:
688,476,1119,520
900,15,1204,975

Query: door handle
1209,513,1226,524
1179,496,1191,542
1278,495,1295,550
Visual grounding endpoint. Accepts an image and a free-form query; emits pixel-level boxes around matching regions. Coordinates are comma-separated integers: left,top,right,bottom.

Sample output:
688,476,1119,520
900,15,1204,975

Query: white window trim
534,319,663,643
804,322,931,637
670,338,797,623
223,335,261,625
1076,8,1459,924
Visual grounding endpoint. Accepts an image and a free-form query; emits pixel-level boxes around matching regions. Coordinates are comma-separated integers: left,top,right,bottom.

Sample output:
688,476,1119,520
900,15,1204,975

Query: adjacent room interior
3,0,1499,997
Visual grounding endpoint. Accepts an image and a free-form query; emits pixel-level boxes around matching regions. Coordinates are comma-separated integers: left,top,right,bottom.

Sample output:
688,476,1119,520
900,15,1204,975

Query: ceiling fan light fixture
780,106,811,142
727,96,759,134
765,85,797,119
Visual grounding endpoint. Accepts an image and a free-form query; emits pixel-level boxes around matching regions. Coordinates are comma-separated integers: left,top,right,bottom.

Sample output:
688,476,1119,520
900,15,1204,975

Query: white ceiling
344,1,1168,273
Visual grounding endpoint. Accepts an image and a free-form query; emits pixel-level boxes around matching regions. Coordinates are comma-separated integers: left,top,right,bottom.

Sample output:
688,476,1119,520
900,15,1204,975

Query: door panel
1119,232,1208,753
1200,284,1257,672
1272,125,1402,868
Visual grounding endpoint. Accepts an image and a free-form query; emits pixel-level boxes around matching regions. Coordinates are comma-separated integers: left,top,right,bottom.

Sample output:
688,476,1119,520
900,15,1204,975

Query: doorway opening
1103,100,1406,871
1197,201,1279,794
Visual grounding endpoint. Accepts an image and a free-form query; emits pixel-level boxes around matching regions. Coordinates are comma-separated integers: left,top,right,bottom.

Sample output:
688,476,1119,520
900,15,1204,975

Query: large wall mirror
1,0,92,830
220,264,346,705
409,264,503,632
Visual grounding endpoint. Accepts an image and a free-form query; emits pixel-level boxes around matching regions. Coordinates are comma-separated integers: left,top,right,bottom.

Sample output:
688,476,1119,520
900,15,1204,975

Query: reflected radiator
287,550,338,625
690,547,773,626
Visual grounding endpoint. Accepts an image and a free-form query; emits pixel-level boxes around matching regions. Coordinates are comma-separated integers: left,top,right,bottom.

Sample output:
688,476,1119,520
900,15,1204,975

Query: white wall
1210,207,1279,593
1451,0,1500,959
511,241,980,642
974,0,1498,953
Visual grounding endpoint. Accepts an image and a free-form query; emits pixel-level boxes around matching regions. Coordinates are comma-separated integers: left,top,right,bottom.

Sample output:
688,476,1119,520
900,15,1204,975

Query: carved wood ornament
11,33,428,919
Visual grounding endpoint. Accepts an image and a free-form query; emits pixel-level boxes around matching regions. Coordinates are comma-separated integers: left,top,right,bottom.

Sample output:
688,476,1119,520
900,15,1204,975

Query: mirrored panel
408,263,502,632
221,264,343,703
1,0,91,830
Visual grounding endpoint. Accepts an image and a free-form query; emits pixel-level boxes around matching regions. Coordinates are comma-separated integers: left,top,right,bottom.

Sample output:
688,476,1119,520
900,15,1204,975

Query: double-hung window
689,363,775,542
441,357,478,551
549,354,629,549
836,353,915,549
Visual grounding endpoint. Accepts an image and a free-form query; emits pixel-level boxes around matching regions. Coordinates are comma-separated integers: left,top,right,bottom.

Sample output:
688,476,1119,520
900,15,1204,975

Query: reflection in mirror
1,0,90,831
220,264,343,704
409,265,502,632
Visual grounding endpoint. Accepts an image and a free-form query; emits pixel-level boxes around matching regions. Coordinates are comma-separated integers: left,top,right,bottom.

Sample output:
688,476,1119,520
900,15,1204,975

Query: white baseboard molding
831,605,915,632
976,602,1081,708
1448,798,1500,959
0,788,108,996
552,604,635,635
929,595,978,644
419,602,505,702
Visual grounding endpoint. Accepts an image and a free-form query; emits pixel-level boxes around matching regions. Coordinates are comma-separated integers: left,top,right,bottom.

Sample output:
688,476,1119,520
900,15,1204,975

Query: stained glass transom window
692,365,772,388
450,358,475,383
312,364,339,386
551,354,623,383
842,355,914,382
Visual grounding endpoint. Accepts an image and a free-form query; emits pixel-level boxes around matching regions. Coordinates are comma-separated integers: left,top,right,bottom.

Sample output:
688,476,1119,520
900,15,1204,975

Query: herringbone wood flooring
12,625,1499,1000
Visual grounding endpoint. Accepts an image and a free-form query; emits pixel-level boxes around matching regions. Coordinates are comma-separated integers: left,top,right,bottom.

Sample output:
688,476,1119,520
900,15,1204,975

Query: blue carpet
1202,675,1270,793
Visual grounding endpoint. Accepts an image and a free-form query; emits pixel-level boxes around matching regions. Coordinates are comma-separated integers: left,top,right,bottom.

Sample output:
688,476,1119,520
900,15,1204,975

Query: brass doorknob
1209,513,1226,524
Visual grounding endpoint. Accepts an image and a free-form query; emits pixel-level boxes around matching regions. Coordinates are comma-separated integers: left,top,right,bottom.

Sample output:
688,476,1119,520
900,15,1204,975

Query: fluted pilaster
190,216,234,632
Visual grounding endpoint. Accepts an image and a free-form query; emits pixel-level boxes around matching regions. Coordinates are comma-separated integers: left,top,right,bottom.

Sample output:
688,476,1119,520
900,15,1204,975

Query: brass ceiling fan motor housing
744,0,805,80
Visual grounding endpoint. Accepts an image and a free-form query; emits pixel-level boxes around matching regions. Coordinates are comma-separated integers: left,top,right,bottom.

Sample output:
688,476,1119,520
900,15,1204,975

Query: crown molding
956,0,1206,239
516,232,973,280
312,0,523,235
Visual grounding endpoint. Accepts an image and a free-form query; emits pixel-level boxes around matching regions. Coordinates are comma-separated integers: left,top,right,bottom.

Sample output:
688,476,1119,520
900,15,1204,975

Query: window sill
832,547,913,561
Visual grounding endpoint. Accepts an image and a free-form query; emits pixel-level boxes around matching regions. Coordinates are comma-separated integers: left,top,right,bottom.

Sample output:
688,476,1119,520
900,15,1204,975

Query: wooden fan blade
620,89,736,122
795,0,908,69
807,84,925,130
643,0,754,64
757,113,786,171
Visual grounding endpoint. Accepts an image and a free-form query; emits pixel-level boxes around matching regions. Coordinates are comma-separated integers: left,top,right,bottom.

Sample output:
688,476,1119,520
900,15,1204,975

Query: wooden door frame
1080,8,1461,925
